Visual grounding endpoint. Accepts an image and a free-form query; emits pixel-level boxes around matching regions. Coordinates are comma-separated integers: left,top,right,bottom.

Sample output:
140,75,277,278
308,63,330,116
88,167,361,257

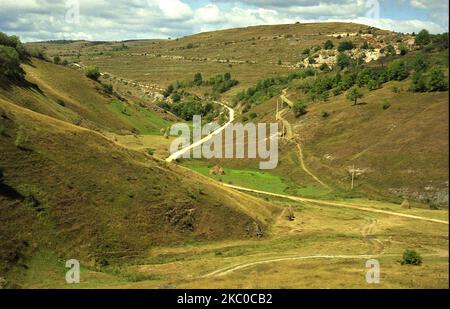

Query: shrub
85,66,100,81
387,60,409,81
249,112,257,119
62,59,69,66
337,41,354,52
193,72,203,85
301,48,310,55
241,116,248,122
427,66,448,92
53,55,61,64
382,99,391,110
293,101,307,117
163,84,174,97
172,92,181,102
411,72,427,92
324,40,334,50
401,249,423,266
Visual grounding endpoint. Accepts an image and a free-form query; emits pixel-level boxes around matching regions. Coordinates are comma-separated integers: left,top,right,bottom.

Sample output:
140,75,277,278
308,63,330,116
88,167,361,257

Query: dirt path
296,143,329,188
165,101,234,162
278,89,328,188
202,254,386,278
222,183,449,225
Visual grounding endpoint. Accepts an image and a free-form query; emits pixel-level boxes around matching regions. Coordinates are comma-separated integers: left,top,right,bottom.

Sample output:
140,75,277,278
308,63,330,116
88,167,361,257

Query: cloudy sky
1,0,448,42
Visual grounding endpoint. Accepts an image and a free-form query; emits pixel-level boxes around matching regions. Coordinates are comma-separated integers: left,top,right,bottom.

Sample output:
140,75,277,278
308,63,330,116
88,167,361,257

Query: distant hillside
0,58,172,135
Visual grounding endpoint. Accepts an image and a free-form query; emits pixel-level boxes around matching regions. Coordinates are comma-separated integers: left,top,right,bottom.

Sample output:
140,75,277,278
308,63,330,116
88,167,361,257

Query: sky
0,0,448,42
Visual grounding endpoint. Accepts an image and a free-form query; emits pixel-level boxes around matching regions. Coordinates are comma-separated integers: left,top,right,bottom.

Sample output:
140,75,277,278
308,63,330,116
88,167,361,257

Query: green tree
346,86,364,105
387,60,409,81
415,29,431,46
172,92,181,102
0,45,24,81
84,66,100,81
324,40,334,50
411,72,427,92
163,84,174,97
411,53,428,72
293,101,307,117
427,66,449,91
336,52,351,69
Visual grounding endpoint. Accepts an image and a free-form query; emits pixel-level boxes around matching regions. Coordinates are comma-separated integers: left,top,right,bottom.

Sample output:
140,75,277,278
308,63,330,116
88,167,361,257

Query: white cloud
0,0,447,42
158,0,193,20
195,4,224,23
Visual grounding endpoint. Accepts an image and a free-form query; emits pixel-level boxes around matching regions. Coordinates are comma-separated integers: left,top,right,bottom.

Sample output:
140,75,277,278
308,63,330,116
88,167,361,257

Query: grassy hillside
27,23,390,92
0,58,171,135
0,98,279,287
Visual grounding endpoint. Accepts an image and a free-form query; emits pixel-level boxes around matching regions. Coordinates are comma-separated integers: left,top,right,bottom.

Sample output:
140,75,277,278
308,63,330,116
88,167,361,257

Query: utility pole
351,165,355,190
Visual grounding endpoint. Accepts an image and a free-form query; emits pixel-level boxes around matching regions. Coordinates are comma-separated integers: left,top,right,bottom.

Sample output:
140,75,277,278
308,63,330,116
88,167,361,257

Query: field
7,196,448,288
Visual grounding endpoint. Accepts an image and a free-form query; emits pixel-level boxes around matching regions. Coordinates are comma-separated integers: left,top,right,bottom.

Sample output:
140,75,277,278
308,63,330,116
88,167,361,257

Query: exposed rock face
209,165,225,176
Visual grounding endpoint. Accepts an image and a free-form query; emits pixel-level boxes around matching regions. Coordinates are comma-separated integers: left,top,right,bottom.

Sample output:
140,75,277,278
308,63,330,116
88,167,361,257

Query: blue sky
0,0,447,42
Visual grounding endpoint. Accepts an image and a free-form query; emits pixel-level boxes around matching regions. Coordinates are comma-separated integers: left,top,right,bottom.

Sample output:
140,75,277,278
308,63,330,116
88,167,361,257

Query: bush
401,249,423,266
337,41,354,52
85,66,100,81
427,66,448,92
193,72,203,86
0,45,25,81
336,52,351,69
382,99,391,110
324,40,334,50
387,60,409,81
53,56,61,64
249,112,257,119
293,101,307,117
411,72,427,92
163,84,174,98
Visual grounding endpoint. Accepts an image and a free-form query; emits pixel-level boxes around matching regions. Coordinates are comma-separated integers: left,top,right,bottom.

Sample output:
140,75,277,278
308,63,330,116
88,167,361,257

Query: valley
1,22,448,289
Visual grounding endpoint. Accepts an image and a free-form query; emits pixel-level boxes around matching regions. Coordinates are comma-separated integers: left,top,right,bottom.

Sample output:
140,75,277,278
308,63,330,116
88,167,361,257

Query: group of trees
233,68,315,107
0,32,27,82
158,96,217,121
189,72,239,93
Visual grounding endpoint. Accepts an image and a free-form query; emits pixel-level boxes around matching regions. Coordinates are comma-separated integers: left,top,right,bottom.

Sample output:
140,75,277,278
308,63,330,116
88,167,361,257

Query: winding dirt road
222,184,449,225
165,102,234,163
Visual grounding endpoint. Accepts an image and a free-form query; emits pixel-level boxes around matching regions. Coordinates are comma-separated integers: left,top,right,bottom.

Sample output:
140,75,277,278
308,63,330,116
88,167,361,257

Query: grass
8,198,447,288
181,160,331,198
107,100,170,135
